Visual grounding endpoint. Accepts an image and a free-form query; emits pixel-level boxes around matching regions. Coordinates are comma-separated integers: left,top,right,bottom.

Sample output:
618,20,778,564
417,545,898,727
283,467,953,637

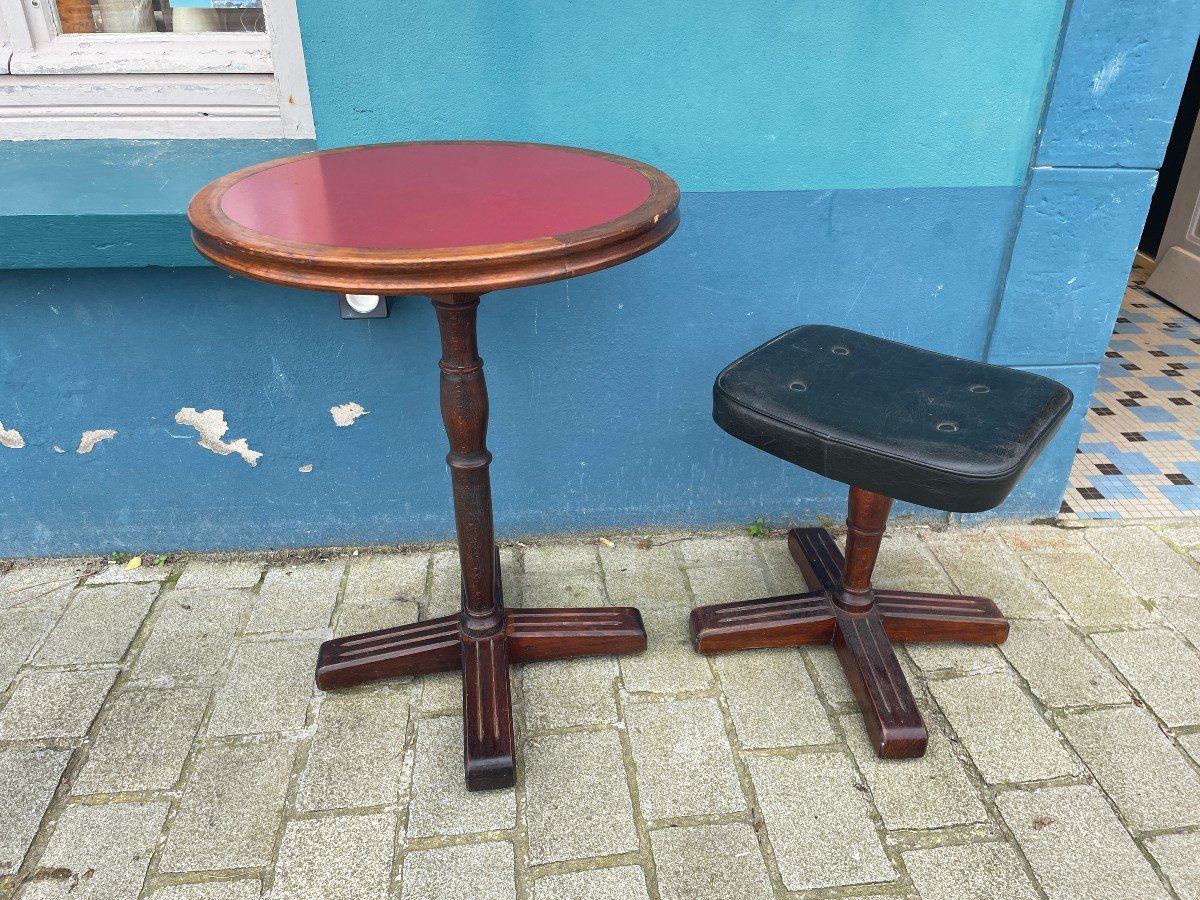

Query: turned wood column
837,486,893,609
431,293,500,637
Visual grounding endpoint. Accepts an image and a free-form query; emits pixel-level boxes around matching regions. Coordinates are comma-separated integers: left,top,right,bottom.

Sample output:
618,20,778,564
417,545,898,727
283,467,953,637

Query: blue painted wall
1038,0,1200,168
2,0,1194,555
969,0,1200,522
1,187,1019,554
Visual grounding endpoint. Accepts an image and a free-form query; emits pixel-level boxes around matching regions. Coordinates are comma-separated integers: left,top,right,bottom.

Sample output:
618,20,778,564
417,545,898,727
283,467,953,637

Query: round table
189,141,680,790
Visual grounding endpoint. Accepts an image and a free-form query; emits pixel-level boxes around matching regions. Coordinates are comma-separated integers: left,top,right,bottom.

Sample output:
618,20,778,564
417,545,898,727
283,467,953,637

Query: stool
690,325,1074,758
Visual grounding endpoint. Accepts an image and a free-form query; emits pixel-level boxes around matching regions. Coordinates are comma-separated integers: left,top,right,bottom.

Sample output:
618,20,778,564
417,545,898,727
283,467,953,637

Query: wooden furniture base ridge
690,487,1008,758
317,592,646,790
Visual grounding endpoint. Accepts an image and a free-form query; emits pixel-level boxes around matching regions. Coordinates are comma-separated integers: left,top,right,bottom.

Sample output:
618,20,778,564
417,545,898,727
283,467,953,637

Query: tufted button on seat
692,323,1074,762
712,324,1074,513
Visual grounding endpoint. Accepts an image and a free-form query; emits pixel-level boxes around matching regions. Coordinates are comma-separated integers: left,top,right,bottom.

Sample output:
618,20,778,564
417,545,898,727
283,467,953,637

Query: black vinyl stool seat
713,325,1073,513
691,324,1073,761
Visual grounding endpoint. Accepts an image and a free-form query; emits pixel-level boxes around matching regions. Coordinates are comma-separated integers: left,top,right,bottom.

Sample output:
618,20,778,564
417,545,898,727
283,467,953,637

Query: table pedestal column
315,293,648,791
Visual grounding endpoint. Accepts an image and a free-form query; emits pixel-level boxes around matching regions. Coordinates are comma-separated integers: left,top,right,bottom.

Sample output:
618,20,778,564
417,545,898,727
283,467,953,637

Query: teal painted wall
297,0,1067,191
0,140,311,269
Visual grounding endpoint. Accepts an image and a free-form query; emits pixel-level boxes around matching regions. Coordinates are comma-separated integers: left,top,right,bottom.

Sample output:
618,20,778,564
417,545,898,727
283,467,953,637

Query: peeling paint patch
0,422,24,449
174,408,263,467
76,429,117,454
330,402,369,427
299,464,313,473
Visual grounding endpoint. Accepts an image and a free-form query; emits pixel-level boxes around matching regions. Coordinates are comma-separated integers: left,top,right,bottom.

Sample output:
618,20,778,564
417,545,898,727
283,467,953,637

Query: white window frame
0,0,313,139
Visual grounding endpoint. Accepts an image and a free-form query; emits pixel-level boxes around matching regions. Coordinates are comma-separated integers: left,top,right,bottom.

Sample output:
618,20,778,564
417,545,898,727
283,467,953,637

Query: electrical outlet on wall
339,294,389,319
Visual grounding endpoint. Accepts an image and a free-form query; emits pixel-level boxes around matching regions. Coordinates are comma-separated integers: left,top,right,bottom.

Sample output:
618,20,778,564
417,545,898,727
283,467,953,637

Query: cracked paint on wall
76,429,116,454
174,407,263,467
0,422,24,449
330,402,368,427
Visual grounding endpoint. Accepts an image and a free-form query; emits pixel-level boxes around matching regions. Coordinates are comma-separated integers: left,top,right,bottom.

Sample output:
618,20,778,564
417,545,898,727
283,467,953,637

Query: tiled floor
1062,259,1200,520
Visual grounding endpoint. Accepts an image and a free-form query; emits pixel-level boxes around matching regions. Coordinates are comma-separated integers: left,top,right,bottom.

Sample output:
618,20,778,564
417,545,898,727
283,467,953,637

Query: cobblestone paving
2,523,1200,899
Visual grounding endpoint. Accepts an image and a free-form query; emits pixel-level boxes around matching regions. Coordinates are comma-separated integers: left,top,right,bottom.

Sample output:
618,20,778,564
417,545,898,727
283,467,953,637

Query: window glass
57,0,265,34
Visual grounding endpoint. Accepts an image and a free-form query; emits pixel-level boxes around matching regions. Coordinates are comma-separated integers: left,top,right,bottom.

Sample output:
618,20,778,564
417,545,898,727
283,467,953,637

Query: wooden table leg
433,292,516,789
432,294,502,640
316,292,647,792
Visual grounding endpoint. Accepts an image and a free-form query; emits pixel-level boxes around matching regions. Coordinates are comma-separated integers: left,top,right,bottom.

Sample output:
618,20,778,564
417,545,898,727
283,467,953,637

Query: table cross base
317,560,646,790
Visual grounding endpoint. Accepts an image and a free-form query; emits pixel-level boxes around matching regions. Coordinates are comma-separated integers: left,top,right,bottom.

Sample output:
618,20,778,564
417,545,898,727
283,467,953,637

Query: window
0,0,313,138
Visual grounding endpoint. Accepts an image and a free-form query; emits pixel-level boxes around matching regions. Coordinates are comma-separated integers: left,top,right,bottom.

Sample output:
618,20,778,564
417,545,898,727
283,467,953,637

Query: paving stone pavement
1,523,1200,899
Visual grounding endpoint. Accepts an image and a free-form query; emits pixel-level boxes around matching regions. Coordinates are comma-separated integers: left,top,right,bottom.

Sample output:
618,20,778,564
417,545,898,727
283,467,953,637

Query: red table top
189,141,680,294
218,142,655,251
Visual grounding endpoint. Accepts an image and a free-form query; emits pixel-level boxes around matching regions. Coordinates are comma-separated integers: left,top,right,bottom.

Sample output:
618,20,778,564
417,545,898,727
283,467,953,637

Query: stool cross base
690,486,1008,758
315,293,647,791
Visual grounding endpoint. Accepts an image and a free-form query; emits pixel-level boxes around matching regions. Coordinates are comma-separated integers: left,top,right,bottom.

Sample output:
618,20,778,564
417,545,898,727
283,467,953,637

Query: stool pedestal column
690,486,1008,759
315,293,648,791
